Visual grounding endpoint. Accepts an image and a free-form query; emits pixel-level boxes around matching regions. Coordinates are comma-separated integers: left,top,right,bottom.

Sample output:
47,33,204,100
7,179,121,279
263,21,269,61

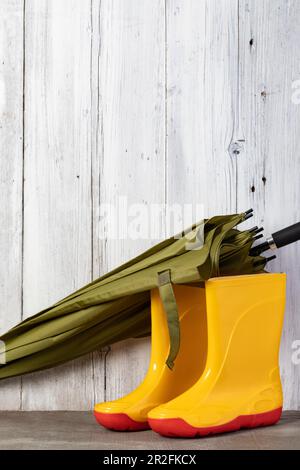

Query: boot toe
94,401,150,431
148,404,177,420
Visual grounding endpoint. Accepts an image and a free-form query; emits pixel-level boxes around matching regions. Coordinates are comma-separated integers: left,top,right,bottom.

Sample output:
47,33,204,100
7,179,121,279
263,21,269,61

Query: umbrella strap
158,270,180,370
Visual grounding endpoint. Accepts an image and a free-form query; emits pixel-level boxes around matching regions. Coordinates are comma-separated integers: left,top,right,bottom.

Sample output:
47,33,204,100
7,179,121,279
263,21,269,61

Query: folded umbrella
0,211,266,380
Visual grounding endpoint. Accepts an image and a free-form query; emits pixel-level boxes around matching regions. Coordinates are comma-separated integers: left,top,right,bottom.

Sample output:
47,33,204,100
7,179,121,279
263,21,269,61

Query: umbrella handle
272,222,300,249
250,221,300,256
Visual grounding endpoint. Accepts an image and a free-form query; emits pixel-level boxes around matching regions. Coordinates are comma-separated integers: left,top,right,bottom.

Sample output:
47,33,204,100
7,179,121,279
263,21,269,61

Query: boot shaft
150,286,207,387
204,273,286,397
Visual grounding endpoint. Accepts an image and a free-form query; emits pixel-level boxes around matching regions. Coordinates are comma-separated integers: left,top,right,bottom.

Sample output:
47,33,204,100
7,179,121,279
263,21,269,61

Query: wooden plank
21,0,99,410
89,0,107,407
0,411,298,449
0,0,24,410
166,0,239,217
238,0,300,409
94,0,166,403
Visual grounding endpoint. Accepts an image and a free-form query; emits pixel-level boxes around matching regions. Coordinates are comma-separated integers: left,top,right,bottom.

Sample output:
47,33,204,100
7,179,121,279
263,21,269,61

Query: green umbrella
0,211,266,380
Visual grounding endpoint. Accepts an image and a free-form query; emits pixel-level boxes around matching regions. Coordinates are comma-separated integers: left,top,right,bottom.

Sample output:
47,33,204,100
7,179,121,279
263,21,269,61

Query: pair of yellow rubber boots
94,273,286,437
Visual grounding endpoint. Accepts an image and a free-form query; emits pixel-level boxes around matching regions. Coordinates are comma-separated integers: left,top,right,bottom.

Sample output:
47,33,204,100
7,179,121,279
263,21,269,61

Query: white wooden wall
0,0,299,410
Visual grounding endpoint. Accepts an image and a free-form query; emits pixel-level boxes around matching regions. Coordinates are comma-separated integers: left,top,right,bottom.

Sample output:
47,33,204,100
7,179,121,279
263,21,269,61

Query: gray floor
0,411,299,450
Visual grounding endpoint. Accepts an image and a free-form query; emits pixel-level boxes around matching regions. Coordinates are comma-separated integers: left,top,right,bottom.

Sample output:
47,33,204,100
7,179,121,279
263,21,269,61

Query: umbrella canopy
0,211,266,380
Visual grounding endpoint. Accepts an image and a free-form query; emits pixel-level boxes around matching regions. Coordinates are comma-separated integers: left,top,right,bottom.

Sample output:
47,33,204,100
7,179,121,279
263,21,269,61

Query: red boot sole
94,411,150,431
148,407,282,438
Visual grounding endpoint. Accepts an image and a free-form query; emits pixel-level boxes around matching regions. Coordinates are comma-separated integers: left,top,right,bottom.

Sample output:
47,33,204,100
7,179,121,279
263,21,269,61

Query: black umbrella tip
254,226,264,235
245,208,254,215
265,255,277,263
244,212,254,221
253,234,264,241
253,254,276,267
249,240,270,257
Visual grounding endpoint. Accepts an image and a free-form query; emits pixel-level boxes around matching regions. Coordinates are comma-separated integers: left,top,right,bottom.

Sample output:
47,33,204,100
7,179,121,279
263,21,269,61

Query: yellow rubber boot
94,285,207,431
148,273,286,437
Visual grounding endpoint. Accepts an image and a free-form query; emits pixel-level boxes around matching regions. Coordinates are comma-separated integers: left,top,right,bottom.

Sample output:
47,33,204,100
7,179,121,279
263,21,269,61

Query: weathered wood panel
93,0,166,403
0,0,24,410
166,0,239,217
21,0,97,410
238,0,300,409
